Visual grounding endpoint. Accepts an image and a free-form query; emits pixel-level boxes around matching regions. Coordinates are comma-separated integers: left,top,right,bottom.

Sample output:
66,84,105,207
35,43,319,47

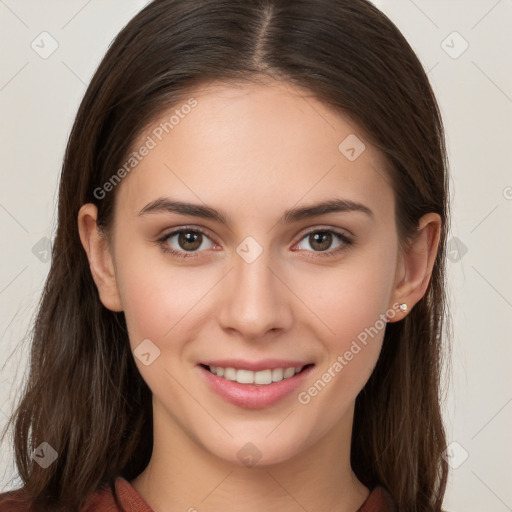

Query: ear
77,203,123,312
387,212,442,322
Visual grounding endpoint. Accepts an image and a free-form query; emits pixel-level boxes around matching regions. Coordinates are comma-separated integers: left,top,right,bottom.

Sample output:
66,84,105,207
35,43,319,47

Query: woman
0,0,451,510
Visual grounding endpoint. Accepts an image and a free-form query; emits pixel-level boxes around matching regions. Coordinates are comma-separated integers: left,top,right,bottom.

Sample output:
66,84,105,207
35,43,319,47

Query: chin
200,428,314,469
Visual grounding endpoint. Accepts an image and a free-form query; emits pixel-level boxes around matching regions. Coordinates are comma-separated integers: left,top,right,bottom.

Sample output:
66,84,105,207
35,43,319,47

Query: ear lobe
387,213,442,322
77,203,123,312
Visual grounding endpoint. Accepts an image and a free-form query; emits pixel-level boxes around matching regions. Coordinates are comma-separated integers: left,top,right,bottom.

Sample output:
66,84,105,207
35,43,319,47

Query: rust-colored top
0,477,396,511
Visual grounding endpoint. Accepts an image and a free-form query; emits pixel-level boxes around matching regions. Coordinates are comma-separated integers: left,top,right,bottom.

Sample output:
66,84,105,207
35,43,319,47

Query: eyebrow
137,197,374,224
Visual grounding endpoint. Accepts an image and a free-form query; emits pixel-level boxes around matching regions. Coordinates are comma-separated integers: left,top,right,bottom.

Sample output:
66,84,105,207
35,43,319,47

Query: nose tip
216,254,292,341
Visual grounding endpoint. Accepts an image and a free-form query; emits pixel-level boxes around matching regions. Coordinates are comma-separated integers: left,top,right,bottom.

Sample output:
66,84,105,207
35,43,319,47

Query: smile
198,362,315,409
206,365,304,385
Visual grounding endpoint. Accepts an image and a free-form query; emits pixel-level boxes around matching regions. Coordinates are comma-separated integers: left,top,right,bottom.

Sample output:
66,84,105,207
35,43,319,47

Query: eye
157,227,216,258
293,228,353,257
157,226,354,260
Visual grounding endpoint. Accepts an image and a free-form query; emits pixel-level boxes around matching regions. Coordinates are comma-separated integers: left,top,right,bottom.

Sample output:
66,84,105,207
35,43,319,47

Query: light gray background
1,1,511,510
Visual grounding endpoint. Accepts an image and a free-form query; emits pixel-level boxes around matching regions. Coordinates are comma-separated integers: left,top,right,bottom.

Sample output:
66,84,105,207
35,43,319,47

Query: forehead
115,80,394,224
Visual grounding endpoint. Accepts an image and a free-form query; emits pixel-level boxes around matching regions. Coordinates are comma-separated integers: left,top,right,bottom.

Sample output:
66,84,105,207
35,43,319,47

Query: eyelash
156,226,354,260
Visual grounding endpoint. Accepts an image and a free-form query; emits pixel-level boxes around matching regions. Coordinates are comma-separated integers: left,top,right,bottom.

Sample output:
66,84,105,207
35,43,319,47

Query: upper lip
200,359,313,371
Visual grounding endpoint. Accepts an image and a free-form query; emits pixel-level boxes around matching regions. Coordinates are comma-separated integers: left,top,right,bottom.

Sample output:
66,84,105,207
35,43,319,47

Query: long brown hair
1,0,451,510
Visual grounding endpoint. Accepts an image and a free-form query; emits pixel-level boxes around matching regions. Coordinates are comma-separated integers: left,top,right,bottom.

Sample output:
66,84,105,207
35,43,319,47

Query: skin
78,80,441,512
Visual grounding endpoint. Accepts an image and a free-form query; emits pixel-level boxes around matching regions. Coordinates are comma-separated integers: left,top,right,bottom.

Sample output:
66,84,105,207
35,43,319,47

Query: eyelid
158,224,352,242
157,224,215,239
295,224,353,240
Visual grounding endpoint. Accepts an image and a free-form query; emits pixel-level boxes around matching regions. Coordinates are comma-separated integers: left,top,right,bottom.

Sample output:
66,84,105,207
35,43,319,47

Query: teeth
208,365,303,385
271,368,284,382
236,369,255,384
223,367,236,381
254,369,272,385
283,367,295,379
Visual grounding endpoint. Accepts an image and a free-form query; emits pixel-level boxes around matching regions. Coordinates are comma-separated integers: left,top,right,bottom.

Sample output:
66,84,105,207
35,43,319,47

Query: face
104,80,403,466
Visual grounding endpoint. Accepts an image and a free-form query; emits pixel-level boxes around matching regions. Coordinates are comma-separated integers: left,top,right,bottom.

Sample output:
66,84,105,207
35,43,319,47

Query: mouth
197,361,315,409
200,363,314,385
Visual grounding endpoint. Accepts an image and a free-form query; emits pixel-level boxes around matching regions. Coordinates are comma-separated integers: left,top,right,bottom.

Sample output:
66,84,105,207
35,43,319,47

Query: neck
131,399,369,512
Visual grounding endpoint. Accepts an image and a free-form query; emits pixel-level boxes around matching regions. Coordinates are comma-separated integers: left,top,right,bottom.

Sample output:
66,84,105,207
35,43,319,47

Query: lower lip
198,365,314,409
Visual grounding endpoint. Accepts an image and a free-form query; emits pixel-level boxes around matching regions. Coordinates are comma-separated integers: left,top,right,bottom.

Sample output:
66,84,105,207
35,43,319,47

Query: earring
399,303,407,312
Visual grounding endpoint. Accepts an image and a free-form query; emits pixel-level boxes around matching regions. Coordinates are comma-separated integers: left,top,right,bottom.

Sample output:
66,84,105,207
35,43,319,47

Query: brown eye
294,229,353,257
159,228,215,257
308,232,333,251
177,231,203,251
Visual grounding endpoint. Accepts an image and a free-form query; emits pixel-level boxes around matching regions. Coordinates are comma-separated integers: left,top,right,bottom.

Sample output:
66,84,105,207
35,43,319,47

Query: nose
216,248,293,342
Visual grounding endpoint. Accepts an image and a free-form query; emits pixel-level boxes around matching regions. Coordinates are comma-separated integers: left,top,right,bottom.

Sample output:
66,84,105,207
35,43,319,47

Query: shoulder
0,477,152,512
0,488,32,511
81,481,122,511
356,485,397,512
0,481,121,511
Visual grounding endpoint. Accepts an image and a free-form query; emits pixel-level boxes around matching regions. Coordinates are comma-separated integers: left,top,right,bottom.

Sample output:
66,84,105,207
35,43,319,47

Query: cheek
292,255,395,347
114,242,171,343
117,250,214,351
117,262,206,395
290,252,395,403
313,284,386,393
295,282,388,428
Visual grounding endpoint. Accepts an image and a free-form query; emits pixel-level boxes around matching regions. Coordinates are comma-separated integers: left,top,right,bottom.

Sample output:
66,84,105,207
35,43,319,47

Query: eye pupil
310,232,332,251
179,231,202,251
